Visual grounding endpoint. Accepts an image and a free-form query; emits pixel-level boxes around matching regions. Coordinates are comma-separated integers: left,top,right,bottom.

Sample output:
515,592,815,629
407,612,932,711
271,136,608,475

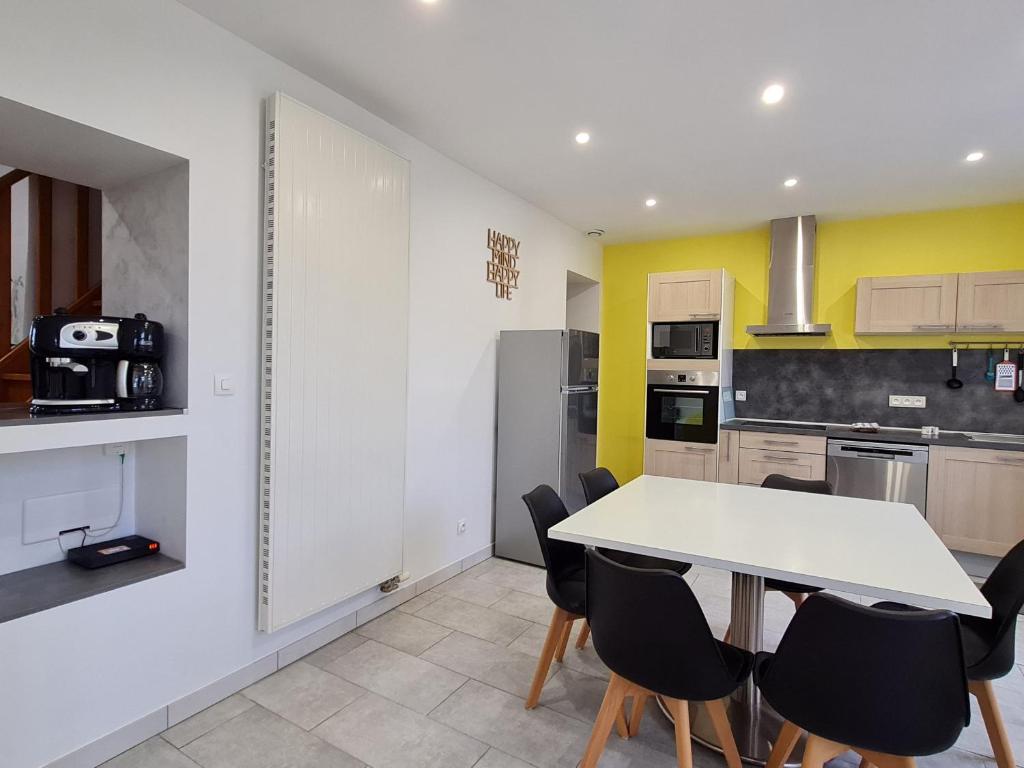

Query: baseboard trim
167,652,278,726
46,545,497,767
47,708,167,768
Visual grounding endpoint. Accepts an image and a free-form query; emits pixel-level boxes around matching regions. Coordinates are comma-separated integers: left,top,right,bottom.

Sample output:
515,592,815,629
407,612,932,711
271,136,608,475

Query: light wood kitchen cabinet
727,430,827,487
738,448,826,486
854,274,958,334
648,269,723,322
645,438,718,482
718,430,740,484
927,446,1024,556
956,270,1024,333
738,431,827,455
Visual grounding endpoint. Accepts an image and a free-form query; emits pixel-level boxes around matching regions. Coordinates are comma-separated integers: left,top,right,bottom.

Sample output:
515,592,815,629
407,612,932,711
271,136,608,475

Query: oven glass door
645,384,719,443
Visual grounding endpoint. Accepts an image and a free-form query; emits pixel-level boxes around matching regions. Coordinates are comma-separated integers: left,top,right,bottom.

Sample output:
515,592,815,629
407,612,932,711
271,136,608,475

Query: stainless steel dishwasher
826,439,929,516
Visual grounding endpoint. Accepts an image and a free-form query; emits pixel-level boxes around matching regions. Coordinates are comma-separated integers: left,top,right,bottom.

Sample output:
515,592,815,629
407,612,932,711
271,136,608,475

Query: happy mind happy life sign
486,228,520,300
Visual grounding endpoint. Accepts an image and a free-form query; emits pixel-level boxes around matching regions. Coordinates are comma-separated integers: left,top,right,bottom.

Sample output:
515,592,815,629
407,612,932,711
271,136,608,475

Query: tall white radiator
259,93,410,633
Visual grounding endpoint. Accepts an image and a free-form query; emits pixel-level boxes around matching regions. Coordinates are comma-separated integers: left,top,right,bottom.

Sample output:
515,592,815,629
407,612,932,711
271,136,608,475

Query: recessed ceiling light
420,0,439,4
783,178,798,188
965,151,984,162
761,83,785,105
575,132,591,145
645,198,657,208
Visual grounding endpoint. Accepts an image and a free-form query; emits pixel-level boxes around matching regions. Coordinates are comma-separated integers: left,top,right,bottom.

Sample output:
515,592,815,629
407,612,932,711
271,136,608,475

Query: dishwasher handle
827,439,930,464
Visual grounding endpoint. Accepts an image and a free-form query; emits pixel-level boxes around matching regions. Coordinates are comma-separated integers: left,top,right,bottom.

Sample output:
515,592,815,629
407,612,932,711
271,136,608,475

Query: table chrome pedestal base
659,571,804,766
686,696,804,766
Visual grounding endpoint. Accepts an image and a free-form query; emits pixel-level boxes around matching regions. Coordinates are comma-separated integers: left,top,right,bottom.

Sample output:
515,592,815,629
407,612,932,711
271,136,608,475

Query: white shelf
0,409,187,455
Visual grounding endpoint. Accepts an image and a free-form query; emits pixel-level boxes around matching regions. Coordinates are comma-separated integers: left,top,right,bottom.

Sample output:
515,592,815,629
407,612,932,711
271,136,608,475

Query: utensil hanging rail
949,341,1024,349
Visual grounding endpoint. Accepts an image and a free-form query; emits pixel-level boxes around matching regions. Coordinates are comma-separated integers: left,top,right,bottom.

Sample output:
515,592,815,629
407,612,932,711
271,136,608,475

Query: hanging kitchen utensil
985,351,996,382
1015,349,1024,403
947,348,963,389
995,348,1017,392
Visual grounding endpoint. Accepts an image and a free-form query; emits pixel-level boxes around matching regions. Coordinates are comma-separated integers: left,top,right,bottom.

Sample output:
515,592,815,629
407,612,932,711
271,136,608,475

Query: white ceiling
179,0,1024,243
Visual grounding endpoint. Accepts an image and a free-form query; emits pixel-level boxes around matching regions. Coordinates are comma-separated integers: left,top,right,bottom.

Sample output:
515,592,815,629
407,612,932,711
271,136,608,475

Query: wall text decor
486,228,520,300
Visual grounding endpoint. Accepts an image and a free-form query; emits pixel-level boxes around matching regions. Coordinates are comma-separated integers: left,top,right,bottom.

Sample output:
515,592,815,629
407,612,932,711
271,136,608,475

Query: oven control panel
646,369,720,386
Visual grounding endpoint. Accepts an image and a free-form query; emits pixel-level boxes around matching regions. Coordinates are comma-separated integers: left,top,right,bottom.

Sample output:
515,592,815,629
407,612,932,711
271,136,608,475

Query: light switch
214,374,235,396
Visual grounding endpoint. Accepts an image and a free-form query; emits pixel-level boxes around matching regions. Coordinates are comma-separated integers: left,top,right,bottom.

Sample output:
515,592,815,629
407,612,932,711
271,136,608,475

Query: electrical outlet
456,519,467,535
888,395,927,409
735,390,747,402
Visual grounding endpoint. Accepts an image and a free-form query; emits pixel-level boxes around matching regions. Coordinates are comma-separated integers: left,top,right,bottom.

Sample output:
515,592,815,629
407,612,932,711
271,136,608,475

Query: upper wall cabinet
649,269,723,321
956,271,1024,333
854,274,958,334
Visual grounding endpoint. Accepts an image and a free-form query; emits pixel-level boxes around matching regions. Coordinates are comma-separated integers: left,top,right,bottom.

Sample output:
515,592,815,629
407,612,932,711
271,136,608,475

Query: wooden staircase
0,169,101,404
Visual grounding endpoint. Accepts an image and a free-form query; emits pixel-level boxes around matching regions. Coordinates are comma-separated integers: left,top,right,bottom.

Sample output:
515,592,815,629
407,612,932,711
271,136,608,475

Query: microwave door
670,326,698,356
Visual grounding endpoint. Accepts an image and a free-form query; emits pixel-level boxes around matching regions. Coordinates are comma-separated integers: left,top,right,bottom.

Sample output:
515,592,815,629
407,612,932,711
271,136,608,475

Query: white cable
85,453,126,540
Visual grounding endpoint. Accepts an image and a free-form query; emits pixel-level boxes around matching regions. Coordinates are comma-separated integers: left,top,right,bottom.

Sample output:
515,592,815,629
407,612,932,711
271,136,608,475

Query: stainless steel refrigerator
494,329,599,566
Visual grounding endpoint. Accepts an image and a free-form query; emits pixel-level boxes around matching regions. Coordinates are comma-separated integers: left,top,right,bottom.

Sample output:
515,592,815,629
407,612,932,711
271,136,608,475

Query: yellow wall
597,202,1024,481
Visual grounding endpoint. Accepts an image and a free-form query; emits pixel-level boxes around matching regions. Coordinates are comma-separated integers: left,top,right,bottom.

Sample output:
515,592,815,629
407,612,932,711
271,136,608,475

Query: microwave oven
651,321,718,359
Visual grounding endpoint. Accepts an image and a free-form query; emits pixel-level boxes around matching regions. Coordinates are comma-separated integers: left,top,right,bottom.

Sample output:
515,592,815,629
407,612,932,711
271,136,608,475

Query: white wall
566,272,601,334
0,2,600,766
0,446,136,575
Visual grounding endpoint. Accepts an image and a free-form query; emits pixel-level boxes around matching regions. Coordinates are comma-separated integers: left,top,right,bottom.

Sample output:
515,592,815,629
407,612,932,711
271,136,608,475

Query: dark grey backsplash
733,349,1024,434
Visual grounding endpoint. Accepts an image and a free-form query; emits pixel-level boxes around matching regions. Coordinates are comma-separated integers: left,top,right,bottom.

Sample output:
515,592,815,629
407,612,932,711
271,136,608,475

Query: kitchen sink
966,433,1024,445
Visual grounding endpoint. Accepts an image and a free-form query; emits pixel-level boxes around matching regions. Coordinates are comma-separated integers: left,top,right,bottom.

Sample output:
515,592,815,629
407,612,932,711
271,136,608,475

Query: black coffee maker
29,311,165,414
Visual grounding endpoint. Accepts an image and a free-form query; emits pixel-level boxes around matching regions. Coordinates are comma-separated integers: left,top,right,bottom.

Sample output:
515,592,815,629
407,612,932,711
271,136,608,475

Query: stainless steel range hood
746,215,831,336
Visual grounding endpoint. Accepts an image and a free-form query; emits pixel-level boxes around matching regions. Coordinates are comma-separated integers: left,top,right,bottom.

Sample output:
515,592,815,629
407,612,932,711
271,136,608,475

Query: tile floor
104,557,1023,768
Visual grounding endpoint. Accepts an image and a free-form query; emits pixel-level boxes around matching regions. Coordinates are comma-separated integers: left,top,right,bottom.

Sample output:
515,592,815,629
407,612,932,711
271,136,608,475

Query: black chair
762,474,831,603
580,549,753,768
873,537,1024,768
756,594,969,768
579,467,692,580
521,484,612,718
723,474,831,644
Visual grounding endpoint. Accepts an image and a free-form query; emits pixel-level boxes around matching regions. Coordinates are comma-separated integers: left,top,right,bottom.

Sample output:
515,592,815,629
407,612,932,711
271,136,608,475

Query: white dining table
547,474,990,765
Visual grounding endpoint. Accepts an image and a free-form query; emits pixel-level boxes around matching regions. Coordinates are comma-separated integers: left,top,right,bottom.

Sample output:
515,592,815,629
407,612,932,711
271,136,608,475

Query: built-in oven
645,369,720,444
651,321,718,360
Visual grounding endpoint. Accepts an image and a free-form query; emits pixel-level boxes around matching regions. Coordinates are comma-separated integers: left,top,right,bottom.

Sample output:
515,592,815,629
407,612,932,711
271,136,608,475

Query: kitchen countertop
721,418,1024,453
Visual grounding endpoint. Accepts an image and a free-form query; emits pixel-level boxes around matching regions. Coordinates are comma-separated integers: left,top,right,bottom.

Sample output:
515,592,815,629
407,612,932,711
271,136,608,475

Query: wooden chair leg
766,720,803,768
525,606,569,709
665,697,694,768
705,698,742,768
576,620,591,650
581,674,630,768
783,591,807,608
723,625,732,644
615,705,630,739
629,692,649,736
801,734,847,768
554,617,574,662
971,679,1016,768
854,748,915,768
